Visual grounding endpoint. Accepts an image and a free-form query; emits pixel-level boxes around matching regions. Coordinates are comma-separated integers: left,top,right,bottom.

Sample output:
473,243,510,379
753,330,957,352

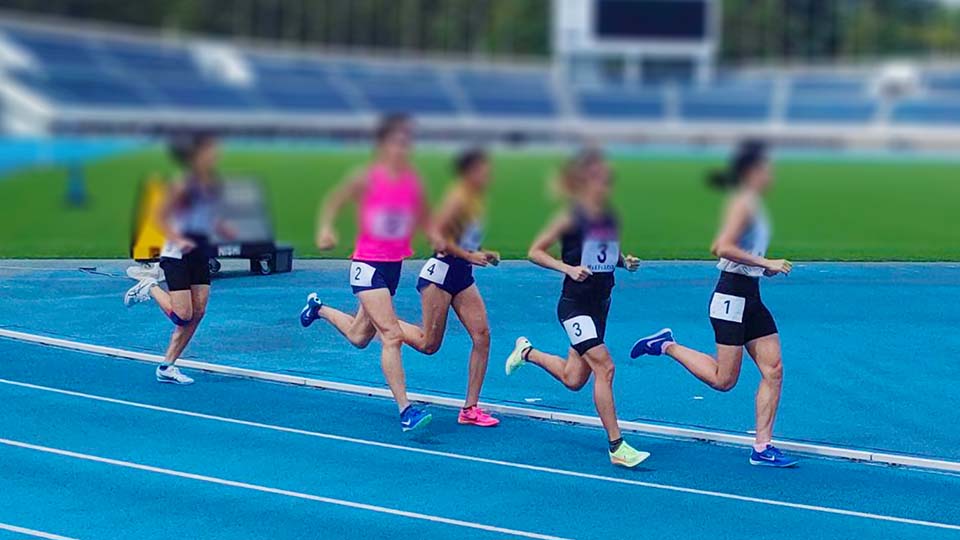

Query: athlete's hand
466,251,489,267
483,250,501,267
763,259,793,276
565,265,593,282
623,254,640,272
175,237,196,253
316,227,337,251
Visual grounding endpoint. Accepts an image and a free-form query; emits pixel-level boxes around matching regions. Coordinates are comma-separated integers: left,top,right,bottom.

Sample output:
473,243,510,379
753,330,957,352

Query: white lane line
0,438,568,540
0,523,77,540
3,378,959,532
3,328,958,473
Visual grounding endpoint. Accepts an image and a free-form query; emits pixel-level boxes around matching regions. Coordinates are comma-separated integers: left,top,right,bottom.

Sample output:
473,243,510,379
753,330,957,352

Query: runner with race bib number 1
299,114,443,433
502,148,648,468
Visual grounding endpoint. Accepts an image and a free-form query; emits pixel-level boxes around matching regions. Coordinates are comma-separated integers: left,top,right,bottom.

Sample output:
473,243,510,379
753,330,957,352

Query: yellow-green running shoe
505,337,532,376
609,441,650,468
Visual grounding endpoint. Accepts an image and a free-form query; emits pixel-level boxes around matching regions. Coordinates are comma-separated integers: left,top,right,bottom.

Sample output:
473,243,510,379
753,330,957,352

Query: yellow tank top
446,182,485,252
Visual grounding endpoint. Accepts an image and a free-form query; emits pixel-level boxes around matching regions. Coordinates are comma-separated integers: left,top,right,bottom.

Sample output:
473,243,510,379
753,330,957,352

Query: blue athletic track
0,259,958,539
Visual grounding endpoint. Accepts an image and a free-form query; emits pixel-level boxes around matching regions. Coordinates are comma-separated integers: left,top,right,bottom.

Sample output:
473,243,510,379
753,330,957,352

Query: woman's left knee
471,325,491,349
762,357,783,382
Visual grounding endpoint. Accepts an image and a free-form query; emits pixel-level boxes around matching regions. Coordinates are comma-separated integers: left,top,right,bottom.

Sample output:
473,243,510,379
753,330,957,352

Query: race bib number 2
349,261,376,287
581,239,619,273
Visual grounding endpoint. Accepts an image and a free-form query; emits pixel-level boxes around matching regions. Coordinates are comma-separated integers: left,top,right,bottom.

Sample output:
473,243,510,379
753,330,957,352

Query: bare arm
711,194,791,275
315,169,366,250
431,189,486,264
528,211,592,282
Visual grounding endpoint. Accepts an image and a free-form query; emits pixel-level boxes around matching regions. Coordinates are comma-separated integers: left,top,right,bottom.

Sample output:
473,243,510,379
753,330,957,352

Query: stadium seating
2,19,960,132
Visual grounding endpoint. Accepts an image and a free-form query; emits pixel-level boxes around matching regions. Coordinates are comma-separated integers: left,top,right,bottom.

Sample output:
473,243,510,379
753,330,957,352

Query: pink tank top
351,163,423,262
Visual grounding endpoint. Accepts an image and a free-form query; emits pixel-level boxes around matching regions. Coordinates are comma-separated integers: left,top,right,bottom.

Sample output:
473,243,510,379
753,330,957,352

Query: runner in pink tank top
299,114,435,432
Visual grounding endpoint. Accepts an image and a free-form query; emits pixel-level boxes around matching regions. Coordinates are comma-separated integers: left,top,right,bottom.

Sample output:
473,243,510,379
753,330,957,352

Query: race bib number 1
709,293,746,323
581,239,619,273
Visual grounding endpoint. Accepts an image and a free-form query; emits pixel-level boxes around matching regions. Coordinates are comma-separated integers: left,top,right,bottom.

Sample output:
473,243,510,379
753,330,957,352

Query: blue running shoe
629,328,674,359
299,293,323,328
749,445,799,468
400,405,432,432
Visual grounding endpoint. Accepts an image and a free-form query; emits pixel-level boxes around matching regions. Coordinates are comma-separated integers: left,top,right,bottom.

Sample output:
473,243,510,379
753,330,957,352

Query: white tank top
716,203,771,278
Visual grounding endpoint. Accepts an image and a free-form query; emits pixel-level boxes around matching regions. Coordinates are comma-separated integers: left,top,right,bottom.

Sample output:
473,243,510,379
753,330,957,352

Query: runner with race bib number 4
503,148,648,468
398,148,500,427
629,140,798,468
299,114,442,433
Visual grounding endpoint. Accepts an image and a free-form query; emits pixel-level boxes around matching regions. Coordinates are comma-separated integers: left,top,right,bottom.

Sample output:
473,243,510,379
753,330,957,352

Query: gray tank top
716,202,771,278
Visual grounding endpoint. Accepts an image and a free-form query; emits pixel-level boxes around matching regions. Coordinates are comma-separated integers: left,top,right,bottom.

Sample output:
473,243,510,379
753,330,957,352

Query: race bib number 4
370,209,414,240
349,261,376,287
709,293,746,323
562,315,599,345
418,258,450,285
581,239,619,273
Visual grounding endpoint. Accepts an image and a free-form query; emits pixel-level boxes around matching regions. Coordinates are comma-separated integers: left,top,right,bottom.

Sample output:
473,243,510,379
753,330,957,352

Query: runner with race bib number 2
502,148,648,468
298,114,442,433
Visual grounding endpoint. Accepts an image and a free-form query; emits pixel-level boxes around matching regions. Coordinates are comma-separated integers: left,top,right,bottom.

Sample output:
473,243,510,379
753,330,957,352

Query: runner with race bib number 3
502,148,647,468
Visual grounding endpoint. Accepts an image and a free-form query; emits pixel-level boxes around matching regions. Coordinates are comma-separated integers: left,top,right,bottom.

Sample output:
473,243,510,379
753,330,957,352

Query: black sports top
560,205,620,301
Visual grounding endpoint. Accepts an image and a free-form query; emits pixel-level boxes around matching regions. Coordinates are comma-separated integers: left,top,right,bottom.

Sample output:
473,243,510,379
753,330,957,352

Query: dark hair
375,113,411,144
708,139,768,190
455,147,488,176
169,131,216,168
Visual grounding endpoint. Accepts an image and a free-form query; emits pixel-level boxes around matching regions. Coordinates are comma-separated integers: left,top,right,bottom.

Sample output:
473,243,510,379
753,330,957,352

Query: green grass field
0,147,957,261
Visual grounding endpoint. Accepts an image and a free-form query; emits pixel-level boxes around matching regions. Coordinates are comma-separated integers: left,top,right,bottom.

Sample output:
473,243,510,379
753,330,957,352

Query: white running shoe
126,263,163,282
124,279,156,307
156,365,194,385
505,337,532,376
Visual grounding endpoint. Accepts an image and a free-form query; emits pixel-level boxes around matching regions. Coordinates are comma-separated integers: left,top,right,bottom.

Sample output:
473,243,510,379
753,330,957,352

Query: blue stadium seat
340,63,457,115
11,69,149,107
248,56,354,112
576,89,665,119
892,98,960,124
790,74,867,96
786,97,877,123
457,69,556,116
680,88,771,122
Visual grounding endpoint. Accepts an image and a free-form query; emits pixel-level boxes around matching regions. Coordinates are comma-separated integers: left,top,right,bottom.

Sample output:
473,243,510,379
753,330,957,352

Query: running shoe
124,279,156,308
299,293,323,328
126,263,163,282
156,365,194,385
749,445,799,468
629,328,674,359
609,441,651,468
505,337,532,376
400,405,432,432
458,405,500,427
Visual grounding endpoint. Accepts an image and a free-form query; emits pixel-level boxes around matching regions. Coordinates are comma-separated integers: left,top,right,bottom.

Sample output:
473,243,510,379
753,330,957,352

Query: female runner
503,148,648,468
629,140,797,467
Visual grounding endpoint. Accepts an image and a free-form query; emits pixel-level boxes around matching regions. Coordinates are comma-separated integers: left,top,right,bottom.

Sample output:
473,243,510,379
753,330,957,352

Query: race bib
562,315,599,345
709,293,746,323
418,258,450,285
160,241,183,260
581,239,619,273
349,261,376,287
370,209,414,240
458,222,484,252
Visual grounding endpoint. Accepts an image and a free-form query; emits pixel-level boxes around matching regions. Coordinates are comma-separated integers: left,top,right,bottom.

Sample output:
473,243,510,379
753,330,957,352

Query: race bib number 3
370,209,414,240
562,315,599,345
418,258,450,285
349,261,376,287
709,293,746,323
581,239,619,273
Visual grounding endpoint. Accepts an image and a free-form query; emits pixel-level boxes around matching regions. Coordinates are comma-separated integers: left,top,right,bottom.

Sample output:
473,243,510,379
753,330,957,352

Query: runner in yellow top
400,148,501,427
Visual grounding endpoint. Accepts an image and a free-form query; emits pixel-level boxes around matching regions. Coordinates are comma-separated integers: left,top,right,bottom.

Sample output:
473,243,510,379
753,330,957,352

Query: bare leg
159,286,208,365
398,285,451,355
357,289,409,412
318,303,377,349
581,345,621,442
451,285,490,408
526,347,592,391
746,334,783,446
149,285,173,315
664,342,744,392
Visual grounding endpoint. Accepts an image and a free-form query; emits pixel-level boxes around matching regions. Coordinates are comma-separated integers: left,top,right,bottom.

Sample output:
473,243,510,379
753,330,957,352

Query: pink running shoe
458,406,500,427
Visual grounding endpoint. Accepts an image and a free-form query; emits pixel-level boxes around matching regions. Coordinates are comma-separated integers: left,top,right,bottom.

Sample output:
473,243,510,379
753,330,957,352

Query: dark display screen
595,0,708,40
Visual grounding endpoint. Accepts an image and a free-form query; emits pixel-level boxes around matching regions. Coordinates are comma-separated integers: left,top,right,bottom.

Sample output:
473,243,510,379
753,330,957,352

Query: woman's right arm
710,194,791,275
316,169,366,250
528,211,592,282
